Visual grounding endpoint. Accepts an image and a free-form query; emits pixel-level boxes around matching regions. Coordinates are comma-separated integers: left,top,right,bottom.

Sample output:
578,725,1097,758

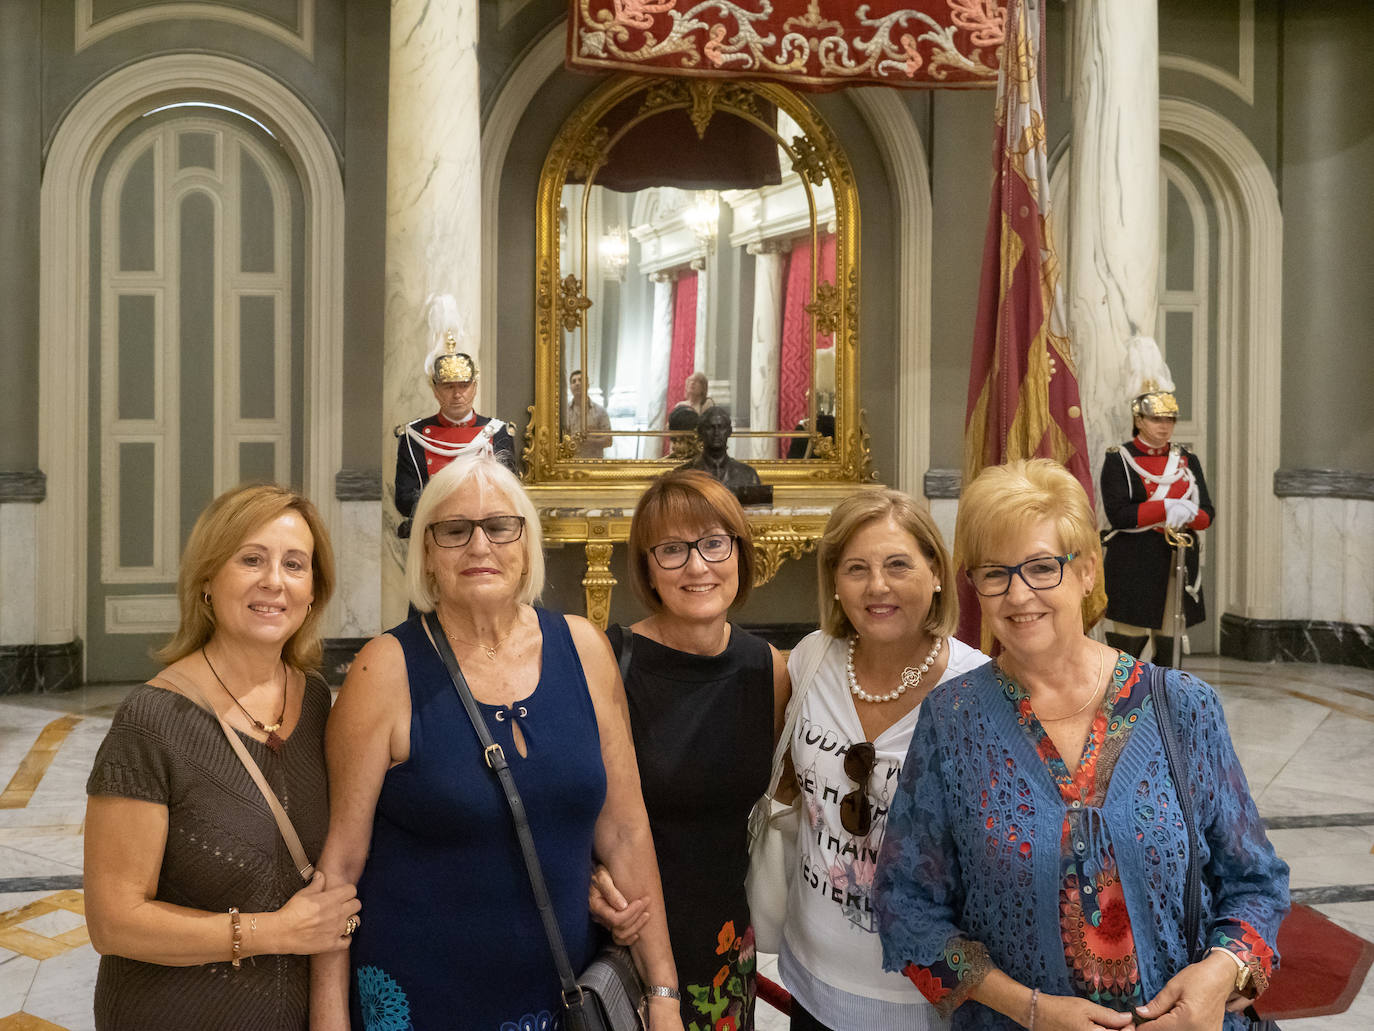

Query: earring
933,585,942,593
203,592,212,605
307,603,313,614
834,593,840,600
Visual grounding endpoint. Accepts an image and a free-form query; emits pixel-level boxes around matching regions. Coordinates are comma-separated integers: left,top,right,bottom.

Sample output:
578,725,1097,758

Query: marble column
1068,0,1160,491
692,256,710,376
381,0,482,625
641,274,675,456
745,243,786,460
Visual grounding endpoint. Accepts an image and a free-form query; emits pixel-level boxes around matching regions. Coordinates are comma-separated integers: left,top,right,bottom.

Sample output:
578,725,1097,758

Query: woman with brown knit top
84,485,360,1031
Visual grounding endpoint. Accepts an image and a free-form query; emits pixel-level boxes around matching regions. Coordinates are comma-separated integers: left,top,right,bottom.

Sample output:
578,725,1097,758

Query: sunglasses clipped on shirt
840,741,877,837
428,515,526,549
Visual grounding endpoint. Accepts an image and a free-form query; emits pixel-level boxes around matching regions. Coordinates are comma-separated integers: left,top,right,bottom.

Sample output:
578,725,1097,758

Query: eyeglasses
648,534,736,570
966,553,1076,597
840,741,876,837
428,515,526,548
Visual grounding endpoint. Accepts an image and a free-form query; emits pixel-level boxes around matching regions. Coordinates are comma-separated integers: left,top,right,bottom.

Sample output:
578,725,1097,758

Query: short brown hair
816,489,957,639
627,470,754,612
157,485,336,671
954,458,1101,574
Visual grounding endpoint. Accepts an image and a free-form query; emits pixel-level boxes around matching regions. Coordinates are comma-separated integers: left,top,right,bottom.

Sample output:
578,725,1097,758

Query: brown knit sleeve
86,685,186,806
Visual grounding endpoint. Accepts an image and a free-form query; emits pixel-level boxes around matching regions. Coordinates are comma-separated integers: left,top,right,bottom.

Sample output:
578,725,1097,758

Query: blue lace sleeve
874,702,992,1017
1175,672,1289,981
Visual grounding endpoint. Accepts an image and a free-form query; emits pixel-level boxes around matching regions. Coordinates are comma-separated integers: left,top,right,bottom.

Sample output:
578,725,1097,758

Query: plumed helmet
422,293,477,384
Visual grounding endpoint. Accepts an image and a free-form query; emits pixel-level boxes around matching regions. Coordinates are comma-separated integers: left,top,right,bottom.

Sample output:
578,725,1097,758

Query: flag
957,0,1102,647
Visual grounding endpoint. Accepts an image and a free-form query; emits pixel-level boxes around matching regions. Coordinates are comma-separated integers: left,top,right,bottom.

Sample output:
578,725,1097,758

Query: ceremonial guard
394,301,515,537
1101,364,1214,665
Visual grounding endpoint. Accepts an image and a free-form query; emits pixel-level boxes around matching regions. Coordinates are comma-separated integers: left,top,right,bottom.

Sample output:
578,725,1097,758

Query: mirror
525,77,866,484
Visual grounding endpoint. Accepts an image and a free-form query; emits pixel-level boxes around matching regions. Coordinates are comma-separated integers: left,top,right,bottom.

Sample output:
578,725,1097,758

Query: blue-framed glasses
967,554,1076,597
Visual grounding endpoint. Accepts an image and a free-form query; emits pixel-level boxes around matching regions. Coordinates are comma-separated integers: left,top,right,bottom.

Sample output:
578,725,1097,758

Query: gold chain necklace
444,620,518,661
1037,647,1109,722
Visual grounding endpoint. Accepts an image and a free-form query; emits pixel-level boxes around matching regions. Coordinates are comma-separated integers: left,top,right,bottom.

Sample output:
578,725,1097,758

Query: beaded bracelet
229,907,242,969
1028,987,1039,1031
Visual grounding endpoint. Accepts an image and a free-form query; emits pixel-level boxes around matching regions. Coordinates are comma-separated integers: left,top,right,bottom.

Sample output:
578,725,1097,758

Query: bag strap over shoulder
764,635,833,799
423,611,582,1003
1150,664,1203,961
158,667,315,882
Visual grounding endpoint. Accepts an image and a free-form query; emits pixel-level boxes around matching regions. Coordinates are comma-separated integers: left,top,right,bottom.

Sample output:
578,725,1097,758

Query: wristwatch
1210,947,1254,997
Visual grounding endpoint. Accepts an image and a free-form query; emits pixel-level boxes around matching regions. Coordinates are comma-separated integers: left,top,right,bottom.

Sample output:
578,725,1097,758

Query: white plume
1122,335,1174,401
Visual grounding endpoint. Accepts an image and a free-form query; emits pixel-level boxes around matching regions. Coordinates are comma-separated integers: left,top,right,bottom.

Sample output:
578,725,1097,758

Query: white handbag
745,635,833,954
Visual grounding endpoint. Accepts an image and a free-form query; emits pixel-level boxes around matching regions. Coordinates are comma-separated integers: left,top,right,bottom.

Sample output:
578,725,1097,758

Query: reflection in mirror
560,106,838,461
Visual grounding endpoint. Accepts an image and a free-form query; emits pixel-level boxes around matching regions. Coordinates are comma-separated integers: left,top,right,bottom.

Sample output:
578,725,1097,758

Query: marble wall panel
0,503,36,645
1280,496,1312,620
1345,499,1374,626
1307,497,1347,622
332,500,381,639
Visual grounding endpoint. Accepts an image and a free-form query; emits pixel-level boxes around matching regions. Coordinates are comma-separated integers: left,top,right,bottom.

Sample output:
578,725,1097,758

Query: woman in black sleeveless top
596,470,791,1030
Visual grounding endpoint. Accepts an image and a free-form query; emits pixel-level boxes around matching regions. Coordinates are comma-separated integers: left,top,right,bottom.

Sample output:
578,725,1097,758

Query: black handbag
1150,665,1278,1031
425,612,646,1031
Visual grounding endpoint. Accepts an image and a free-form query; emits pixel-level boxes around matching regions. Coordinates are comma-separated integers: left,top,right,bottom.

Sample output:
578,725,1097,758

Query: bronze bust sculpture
678,406,762,492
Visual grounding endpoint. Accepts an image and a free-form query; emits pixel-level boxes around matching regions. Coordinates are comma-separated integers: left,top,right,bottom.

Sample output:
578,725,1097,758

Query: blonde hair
406,454,545,611
953,459,1101,575
157,485,335,671
627,470,755,613
816,489,957,639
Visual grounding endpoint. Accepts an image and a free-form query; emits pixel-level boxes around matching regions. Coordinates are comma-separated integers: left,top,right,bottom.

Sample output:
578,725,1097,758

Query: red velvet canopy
567,1,1004,89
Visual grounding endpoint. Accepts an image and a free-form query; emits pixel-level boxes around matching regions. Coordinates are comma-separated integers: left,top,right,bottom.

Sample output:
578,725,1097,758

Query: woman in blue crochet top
873,459,1288,1031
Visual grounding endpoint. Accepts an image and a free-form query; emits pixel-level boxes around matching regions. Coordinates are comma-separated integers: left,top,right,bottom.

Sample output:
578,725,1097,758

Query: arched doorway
37,55,345,680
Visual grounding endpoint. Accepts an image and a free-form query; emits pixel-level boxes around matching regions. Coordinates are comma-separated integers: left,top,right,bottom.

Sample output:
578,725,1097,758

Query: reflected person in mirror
679,406,761,493
567,369,612,459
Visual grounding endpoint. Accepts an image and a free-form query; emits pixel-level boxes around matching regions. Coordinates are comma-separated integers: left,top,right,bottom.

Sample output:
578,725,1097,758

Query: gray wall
1279,0,1374,472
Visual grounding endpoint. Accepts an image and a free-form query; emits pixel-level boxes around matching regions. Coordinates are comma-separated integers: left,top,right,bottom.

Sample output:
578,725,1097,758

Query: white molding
1160,100,1281,620
105,594,179,635
1046,101,1283,624
480,25,566,424
1159,0,1255,106
849,89,932,497
75,0,316,60
39,54,345,658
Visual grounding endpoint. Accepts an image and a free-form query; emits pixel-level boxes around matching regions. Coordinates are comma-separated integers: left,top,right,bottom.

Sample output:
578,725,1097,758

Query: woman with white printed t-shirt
778,489,988,1031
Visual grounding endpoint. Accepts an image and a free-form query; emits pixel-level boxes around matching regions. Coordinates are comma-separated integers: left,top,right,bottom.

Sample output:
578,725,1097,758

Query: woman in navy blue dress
311,454,684,1031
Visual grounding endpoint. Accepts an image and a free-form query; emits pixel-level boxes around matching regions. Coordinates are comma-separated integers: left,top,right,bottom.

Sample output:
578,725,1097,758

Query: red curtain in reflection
777,233,836,457
664,271,698,453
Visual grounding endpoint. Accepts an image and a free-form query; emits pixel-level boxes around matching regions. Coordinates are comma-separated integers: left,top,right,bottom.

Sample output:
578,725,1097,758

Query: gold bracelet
229,907,242,968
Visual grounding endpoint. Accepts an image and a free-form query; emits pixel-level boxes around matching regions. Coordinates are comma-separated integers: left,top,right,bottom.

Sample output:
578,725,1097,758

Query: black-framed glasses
966,553,1076,597
428,515,526,549
648,534,737,570
840,741,876,837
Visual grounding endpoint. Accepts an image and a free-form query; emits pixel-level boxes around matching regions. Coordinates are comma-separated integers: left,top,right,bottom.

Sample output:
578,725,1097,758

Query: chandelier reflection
599,224,629,280
686,191,720,249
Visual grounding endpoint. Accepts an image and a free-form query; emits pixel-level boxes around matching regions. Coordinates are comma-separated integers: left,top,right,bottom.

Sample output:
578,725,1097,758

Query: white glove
1163,498,1198,528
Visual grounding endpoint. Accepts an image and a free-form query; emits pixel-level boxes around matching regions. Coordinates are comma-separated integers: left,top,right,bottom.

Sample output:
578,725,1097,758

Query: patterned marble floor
1,659,1371,1030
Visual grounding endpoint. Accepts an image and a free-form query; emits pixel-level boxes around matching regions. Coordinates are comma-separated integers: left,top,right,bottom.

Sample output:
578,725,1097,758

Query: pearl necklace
847,635,944,704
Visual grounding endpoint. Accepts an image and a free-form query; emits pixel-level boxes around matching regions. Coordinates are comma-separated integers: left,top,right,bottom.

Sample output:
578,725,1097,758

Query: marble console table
528,483,867,628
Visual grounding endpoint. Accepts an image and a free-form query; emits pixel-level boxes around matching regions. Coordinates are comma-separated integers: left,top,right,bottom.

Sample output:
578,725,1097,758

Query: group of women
85,452,1288,1031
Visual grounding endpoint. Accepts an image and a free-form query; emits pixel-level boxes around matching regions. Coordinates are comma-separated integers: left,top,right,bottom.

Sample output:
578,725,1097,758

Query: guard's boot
1151,636,1178,667
1106,632,1149,660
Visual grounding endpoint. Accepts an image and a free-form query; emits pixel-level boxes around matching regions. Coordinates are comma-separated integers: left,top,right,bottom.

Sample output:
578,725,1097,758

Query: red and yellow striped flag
957,0,1101,646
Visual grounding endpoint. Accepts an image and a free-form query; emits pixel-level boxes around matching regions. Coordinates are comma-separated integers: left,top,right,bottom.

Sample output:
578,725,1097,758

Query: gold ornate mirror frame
522,75,868,485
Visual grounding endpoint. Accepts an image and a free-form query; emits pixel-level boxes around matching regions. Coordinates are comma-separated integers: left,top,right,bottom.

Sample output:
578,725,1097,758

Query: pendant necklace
847,635,945,704
1036,648,1109,723
445,619,517,661
202,647,287,752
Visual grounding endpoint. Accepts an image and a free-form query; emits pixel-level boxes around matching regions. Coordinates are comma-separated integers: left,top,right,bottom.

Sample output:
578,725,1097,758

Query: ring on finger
344,915,359,936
